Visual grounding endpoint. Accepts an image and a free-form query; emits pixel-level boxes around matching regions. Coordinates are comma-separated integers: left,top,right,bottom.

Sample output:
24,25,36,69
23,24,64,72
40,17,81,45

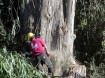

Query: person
27,32,53,75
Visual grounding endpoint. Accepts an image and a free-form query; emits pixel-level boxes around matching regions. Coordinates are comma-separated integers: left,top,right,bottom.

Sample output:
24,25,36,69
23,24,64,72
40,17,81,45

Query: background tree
75,0,105,77
75,0,105,66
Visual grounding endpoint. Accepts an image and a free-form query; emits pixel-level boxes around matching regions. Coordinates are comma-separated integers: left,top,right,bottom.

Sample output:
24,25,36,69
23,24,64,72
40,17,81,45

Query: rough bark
40,0,65,75
20,0,85,76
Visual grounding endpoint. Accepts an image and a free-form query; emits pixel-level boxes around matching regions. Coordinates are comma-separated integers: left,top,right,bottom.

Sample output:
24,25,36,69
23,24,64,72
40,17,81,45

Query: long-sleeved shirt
30,38,45,57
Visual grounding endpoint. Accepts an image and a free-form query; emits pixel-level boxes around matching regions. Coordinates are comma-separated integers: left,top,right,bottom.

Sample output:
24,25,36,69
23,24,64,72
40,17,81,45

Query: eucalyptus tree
20,0,76,75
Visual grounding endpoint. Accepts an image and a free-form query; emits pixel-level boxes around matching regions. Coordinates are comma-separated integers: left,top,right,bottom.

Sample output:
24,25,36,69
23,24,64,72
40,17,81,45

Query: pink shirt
30,38,45,56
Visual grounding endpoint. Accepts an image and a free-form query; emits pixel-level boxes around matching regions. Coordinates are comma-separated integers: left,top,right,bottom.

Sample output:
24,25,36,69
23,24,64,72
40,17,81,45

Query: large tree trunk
40,0,76,75
20,0,86,77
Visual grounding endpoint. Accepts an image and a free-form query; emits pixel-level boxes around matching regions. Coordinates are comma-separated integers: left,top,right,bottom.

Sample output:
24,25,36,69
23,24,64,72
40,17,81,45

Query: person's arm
44,44,50,57
40,38,49,55
44,44,49,54
25,42,33,58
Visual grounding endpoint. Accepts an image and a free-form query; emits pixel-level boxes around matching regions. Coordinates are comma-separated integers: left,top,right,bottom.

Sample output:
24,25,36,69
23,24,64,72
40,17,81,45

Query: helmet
27,32,35,41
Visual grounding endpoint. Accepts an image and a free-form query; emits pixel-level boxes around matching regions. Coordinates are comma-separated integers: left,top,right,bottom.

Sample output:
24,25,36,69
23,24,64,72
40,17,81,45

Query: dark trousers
33,52,53,75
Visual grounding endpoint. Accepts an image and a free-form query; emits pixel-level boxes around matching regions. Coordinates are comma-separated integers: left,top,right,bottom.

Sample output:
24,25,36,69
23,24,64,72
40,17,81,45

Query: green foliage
0,22,6,41
89,58,105,78
0,0,21,47
102,31,105,48
0,48,45,78
75,0,105,63
75,0,105,77
19,0,25,12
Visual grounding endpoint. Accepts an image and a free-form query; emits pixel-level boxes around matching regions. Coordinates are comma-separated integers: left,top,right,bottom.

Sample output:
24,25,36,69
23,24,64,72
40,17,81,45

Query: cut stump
62,64,86,78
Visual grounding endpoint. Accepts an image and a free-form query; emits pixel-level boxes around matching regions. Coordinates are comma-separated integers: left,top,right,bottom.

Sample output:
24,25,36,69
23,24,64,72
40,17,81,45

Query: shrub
0,48,44,78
